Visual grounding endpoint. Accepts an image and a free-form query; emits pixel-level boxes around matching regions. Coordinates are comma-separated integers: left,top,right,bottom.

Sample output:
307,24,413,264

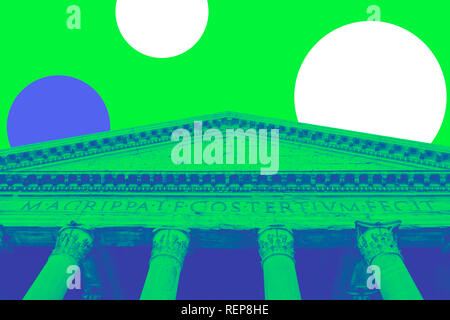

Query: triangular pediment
0,112,448,172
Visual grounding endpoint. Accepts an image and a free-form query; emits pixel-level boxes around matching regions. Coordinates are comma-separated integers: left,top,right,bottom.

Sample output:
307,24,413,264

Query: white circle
294,21,446,143
116,0,209,58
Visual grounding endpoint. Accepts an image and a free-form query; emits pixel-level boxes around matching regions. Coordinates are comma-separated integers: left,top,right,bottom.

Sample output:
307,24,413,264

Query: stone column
81,255,103,300
258,227,301,300
24,226,93,300
140,229,190,300
435,233,450,298
356,221,422,300
0,226,5,251
346,259,380,300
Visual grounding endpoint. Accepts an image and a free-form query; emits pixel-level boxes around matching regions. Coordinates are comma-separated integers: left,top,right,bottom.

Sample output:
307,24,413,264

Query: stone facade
0,113,448,299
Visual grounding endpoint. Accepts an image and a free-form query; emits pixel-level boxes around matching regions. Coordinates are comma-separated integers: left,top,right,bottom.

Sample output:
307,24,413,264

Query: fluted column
356,221,422,300
140,229,189,300
24,226,93,300
258,227,301,300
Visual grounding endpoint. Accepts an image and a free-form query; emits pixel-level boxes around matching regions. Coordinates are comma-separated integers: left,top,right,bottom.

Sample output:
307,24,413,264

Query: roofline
0,111,449,171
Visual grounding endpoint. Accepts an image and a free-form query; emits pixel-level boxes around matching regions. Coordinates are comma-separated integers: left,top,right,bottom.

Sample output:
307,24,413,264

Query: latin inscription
18,198,436,215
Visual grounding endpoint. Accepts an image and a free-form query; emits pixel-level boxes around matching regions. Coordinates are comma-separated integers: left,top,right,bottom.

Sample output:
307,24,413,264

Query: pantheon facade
0,112,449,300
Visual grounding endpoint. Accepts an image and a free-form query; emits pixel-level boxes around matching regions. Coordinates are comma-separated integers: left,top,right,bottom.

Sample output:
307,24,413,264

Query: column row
22,221,423,300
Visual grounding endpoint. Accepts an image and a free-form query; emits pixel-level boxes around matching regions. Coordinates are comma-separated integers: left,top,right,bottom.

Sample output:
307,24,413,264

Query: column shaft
258,228,301,300
140,229,189,300
356,221,422,300
24,227,93,300
372,254,422,300
24,254,77,300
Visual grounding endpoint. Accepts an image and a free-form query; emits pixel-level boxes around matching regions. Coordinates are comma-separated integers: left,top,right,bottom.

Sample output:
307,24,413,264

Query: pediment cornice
0,112,449,171
0,171,448,193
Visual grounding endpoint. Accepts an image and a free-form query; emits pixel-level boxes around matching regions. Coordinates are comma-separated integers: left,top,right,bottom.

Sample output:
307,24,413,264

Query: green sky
1,0,449,149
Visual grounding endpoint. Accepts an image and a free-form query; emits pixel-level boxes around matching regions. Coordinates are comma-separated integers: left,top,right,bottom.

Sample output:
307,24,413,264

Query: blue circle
8,75,110,147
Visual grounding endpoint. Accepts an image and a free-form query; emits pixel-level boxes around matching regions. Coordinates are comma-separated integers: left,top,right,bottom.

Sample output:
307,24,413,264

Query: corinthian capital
355,221,402,265
151,229,190,266
51,226,94,263
258,227,295,263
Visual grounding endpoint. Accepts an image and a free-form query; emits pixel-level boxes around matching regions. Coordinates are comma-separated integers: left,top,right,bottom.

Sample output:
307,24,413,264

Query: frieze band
18,198,438,215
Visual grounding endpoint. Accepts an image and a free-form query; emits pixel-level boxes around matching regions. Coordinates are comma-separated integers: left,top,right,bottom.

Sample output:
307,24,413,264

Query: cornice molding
0,171,448,193
0,113,449,171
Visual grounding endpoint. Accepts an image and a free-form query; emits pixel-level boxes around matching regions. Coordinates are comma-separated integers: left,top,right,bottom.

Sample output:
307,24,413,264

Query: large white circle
116,0,209,58
294,21,446,143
